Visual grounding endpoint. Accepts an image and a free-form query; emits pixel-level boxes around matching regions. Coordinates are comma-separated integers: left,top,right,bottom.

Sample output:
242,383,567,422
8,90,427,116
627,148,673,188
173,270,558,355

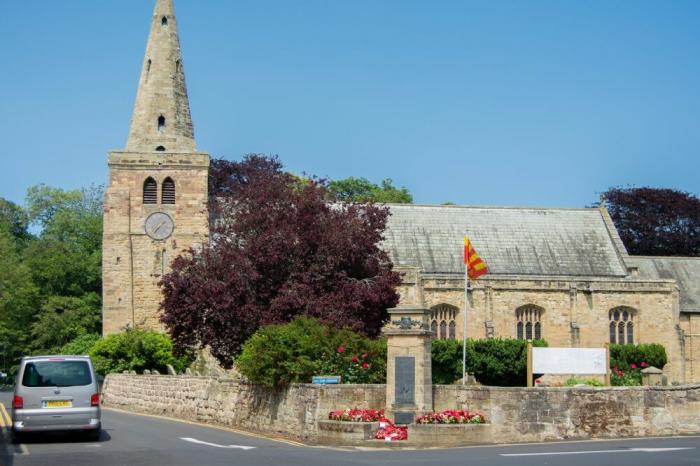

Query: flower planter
317,420,380,446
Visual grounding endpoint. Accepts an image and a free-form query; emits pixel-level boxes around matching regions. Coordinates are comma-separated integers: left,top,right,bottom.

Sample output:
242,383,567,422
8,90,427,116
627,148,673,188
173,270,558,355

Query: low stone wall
317,420,380,445
434,384,700,442
102,374,384,442
103,375,700,445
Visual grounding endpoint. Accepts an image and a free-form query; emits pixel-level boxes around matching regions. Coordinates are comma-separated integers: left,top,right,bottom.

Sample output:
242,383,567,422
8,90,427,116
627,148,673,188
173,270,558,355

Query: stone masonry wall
104,374,700,445
102,374,384,442
434,384,700,442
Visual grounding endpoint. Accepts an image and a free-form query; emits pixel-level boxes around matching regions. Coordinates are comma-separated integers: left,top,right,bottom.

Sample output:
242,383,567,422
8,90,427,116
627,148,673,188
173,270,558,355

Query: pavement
1,389,700,466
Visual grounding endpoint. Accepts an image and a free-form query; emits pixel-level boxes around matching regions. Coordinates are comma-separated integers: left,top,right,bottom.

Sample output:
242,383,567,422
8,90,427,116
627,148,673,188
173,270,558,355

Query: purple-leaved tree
160,155,401,366
601,187,700,257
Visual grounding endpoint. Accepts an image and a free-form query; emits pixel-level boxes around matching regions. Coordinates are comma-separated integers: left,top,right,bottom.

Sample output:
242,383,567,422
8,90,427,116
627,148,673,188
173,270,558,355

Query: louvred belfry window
162,177,175,204
143,177,157,204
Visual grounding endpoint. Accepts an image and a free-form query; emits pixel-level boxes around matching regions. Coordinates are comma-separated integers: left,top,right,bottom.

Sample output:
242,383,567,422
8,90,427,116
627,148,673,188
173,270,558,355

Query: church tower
103,0,209,334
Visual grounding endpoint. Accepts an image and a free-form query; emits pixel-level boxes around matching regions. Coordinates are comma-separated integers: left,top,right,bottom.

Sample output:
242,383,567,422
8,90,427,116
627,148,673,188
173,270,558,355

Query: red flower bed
328,408,384,422
374,418,408,441
415,409,486,424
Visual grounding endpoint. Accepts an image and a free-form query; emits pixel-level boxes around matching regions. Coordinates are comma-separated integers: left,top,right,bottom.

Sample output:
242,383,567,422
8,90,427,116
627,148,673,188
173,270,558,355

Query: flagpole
462,262,469,385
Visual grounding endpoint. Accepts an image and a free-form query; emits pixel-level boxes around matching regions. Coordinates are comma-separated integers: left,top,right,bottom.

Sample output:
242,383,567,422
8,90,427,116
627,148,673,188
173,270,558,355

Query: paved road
2,390,699,466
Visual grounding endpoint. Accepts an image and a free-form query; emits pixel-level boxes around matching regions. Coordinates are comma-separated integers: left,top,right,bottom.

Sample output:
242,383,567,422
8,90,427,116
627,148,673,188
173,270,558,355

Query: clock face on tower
145,212,175,240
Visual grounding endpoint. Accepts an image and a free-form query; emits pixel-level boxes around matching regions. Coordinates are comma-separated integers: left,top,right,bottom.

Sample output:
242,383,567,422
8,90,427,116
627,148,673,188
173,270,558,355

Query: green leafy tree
328,177,413,203
0,185,104,364
30,294,102,353
0,198,31,243
0,227,40,371
24,184,103,299
164,156,400,366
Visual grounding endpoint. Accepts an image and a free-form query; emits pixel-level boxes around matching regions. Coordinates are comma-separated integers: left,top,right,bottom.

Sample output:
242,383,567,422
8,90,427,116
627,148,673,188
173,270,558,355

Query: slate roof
628,256,700,313
383,204,628,277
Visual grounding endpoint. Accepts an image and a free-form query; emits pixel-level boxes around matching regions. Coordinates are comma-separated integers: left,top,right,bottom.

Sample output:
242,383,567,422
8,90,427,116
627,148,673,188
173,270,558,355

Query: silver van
11,355,101,442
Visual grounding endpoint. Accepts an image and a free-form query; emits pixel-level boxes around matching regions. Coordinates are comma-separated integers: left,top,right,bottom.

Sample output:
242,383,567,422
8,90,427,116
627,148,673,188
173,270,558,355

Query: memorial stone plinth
382,305,433,425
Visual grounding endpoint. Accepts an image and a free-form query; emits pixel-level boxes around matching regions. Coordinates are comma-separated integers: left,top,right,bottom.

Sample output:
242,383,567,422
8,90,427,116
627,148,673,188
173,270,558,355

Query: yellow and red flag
464,236,489,279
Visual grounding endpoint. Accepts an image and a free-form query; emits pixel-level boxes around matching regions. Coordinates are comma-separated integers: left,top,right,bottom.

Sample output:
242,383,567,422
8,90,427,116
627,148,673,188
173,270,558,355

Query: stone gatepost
382,305,433,425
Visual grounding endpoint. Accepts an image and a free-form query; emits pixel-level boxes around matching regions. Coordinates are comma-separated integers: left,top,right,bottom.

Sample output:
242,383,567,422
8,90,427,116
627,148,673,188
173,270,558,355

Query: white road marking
180,437,256,450
14,443,29,455
501,447,695,457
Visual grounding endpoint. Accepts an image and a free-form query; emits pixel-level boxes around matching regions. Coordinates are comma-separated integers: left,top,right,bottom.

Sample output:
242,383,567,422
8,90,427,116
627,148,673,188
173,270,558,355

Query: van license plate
44,400,72,408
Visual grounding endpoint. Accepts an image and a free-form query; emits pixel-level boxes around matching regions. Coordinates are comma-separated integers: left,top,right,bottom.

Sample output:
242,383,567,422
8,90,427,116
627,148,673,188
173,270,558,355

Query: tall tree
600,187,700,256
0,227,40,370
24,185,103,298
162,155,401,366
328,177,413,204
0,198,31,243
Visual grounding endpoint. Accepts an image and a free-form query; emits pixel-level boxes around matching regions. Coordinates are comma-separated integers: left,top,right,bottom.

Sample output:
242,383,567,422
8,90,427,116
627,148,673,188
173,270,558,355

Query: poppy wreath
374,418,408,441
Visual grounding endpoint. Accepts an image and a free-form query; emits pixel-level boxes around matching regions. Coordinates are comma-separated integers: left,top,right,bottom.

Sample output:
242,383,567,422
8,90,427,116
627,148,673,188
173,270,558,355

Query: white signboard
532,347,607,375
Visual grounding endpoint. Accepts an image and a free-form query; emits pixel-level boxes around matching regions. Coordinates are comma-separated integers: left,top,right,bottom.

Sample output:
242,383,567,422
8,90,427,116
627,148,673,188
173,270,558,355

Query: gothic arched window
609,307,635,344
430,304,458,340
516,305,544,340
143,177,157,204
162,177,175,204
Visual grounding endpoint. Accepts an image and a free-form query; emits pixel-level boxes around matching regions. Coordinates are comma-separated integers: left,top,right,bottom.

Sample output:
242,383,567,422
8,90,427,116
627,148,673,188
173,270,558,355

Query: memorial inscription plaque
395,356,415,406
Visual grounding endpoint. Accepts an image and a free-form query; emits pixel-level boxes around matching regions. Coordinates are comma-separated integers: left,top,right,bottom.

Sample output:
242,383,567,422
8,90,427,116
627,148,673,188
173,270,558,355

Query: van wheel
85,428,101,442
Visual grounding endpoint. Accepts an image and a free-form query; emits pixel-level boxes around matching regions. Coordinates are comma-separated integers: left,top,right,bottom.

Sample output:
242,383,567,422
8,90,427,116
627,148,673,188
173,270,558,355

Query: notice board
532,347,607,375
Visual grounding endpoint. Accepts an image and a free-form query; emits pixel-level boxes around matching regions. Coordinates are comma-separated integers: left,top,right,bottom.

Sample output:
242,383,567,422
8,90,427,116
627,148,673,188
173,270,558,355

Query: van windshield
22,361,92,387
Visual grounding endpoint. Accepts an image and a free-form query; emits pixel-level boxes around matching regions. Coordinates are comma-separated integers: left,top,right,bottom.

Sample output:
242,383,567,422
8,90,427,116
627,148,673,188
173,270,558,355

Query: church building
102,0,700,384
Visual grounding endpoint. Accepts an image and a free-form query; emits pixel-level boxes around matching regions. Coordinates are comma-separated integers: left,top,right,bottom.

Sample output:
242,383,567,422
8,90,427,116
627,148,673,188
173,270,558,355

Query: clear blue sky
1,0,699,207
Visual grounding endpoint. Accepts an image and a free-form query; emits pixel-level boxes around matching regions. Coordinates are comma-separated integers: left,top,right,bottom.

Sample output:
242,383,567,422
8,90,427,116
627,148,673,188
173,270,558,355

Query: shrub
236,316,386,388
609,343,667,372
431,338,548,386
89,329,193,375
609,343,666,386
59,333,100,356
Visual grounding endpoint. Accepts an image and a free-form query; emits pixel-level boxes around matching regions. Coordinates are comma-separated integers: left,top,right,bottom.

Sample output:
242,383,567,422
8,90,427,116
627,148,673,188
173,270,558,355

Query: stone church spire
126,0,195,152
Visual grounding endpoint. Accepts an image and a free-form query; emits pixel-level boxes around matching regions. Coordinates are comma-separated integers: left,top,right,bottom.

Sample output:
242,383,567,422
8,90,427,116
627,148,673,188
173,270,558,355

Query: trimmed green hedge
432,338,548,386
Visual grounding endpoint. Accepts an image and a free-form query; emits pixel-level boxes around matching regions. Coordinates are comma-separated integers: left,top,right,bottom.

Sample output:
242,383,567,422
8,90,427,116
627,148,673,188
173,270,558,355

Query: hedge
432,338,548,386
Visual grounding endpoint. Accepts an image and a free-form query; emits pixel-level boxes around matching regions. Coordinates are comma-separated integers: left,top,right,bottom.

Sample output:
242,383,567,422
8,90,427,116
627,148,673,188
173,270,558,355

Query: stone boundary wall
103,374,700,445
102,374,385,442
434,384,700,442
